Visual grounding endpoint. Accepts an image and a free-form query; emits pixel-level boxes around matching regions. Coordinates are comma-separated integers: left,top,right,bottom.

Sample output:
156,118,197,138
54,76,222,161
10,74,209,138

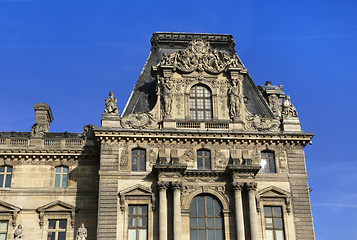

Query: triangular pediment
0,200,21,213
257,186,291,199
119,184,152,197
37,200,77,213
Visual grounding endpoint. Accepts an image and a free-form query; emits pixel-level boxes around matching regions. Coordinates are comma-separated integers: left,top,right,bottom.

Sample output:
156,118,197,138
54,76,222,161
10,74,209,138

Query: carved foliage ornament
157,39,242,74
244,113,280,132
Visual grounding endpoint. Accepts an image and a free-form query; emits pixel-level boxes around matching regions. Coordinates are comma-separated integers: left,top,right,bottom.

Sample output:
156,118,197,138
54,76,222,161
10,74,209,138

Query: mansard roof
122,32,273,118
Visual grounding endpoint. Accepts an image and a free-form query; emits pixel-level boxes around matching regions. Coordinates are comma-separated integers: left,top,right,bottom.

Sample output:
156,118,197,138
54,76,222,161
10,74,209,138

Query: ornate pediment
256,186,292,213
37,201,77,227
156,39,243,74
0,200,21,227
119,184,155,212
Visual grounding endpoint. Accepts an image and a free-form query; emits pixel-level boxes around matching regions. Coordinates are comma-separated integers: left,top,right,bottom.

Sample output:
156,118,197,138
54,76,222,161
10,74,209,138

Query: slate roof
121,32,274,118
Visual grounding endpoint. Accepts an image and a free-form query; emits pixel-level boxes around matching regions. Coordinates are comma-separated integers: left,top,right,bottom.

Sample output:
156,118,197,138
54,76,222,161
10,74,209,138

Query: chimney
31,103,53,137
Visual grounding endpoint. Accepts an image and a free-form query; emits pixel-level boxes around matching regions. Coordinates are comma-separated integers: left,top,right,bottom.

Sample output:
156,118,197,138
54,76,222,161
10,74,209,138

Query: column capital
232,182,245,191
158,181,169,190
172,182,182,191
246,182,257,191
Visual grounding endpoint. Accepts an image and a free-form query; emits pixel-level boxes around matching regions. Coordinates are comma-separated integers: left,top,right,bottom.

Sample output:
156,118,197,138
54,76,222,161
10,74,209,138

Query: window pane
197,99,204,108
206,197,213,216
265,218,273,228
197,158,203,169
208,230,214,239
129,217,137,227
198,218,205,227
0,167,5,173
205,99,211,108
190,230,197,240
266,230,274,240
129,205,135,214
6,167,12,173
190,199,197,216
205,111,212,120
207,218,214,227
269,159,276,173
276,230,285,240
190,218,197,227
139,217,147,227
128,230,136,240
132,157,138,171
0,221,7,230
59,220,67,229
139,229,147,240
214,200,221,216
58,232,66,240
0,175,4,188
56,167,61,173
55,174,61,188
205,158,211,169
197,196,205,215
215,217,222,228
5,174,11,188
190,111,196,119
62,174,68,188
273,207,282,217
216,230,223,240
62,167,68,173
261,159,268,173
48,220,56,229
198,230,205,240
264,207,272,216
47,232,55,240
197,151,203,156
140,156,146,171
140,206,148,215
0,234,6,240
274,218,283,228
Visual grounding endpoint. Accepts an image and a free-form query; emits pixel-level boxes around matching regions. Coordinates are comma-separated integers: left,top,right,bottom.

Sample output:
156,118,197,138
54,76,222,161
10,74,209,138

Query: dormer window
189,85,213,121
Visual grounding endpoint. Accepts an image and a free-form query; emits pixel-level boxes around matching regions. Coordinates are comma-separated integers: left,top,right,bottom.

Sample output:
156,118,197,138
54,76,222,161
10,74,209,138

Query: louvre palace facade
0,32,315,240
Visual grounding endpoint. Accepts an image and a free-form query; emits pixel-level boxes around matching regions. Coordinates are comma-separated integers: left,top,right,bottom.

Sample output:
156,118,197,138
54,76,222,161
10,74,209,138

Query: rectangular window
55,167,69,188
128,205,148,240
47,219,67,240
0,166,12,188
264,206,285,240
0,221,8,240
261,152,276,173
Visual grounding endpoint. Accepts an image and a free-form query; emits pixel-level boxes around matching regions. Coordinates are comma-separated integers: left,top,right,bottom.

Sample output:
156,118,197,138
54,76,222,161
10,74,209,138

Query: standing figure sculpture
104,91,119,114
228,80,242,119
14,225,24,239
161,78,173,116
76,223,87,240
282,95,298,117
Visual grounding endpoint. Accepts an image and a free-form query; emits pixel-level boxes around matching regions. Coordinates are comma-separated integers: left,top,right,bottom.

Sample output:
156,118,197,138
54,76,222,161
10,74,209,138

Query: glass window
261,151,276,173
47,219,67,240
128,205,148,240
132,149,146,171
55,167,69,188
190,195,224,240
0,166,12,188
197,150,211,170
189,85,213,121
0,221,8,240
264,206,285,240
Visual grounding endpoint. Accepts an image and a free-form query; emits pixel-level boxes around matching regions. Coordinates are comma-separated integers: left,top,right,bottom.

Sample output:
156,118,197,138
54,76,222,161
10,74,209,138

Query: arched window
55,166,68,188
261,151,276,173
189,85,213,121
132,149,146,171
190,195,224,240
0,166,12,188
197,149,211,170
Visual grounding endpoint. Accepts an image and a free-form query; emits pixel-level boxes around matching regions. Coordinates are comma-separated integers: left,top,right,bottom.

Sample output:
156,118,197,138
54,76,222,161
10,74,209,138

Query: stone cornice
94,129,314,147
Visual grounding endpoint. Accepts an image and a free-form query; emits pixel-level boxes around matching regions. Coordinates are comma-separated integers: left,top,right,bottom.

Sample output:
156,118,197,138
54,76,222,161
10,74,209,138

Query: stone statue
282,95,298,117
14,225,24,239
104,91,119,114
161,78,173,116
76,223,87,240
228,80,242,119
83,124,94,139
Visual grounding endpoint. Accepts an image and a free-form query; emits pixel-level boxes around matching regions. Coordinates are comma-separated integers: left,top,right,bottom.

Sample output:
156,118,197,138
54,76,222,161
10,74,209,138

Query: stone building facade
0,32,315,240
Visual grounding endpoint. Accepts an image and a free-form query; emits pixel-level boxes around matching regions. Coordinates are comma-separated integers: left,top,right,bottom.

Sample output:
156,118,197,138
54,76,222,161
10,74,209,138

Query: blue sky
0,1,356,239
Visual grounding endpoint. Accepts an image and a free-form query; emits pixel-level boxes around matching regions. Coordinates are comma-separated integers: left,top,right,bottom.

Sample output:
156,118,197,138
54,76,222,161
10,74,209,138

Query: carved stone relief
120,148,129,169
244,113,280,132
120,112,157,129
214,150,228,169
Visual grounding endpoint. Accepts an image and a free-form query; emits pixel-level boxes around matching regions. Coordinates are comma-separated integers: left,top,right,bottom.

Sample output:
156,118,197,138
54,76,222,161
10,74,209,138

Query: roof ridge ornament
156,39,243,74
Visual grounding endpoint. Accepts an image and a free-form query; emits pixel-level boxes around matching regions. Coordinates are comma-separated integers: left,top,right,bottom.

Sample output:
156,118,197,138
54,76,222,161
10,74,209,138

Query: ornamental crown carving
157,39,242,74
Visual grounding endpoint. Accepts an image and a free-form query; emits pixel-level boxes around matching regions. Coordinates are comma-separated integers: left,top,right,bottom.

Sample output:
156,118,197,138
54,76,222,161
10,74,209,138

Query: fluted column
158,182,169,240
233,182,245,240
247,182,259,240
172,182,182,240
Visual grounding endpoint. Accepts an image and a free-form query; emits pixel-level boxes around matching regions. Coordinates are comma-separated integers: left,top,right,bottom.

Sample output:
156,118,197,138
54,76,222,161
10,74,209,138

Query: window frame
47,219,68,240
54,166,69,188
128,205,148,240
189,194,224,240
197,149,211,170
189,84,213,121
263,206,286,240
261,151,276,173
0,220,8,240
0,166,13,188
131,148,146,172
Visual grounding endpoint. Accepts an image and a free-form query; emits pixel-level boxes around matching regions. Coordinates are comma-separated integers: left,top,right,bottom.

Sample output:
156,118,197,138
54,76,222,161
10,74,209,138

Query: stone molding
0,200,21,228
119,184,156,212
256,185,292,214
